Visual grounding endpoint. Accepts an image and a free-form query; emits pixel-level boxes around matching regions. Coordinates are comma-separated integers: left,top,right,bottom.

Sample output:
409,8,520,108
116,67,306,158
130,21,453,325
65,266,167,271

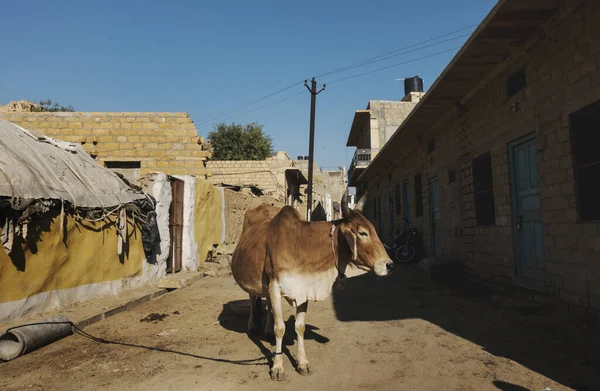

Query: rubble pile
201,187,283,277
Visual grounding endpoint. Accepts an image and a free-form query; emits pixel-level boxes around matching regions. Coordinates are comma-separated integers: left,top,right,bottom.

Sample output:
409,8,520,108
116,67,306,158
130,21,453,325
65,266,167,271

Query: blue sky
0,0,496,170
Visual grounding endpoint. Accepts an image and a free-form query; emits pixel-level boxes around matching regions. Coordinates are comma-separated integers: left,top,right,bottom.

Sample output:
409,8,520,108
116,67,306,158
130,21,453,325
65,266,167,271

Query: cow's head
338,190,394,277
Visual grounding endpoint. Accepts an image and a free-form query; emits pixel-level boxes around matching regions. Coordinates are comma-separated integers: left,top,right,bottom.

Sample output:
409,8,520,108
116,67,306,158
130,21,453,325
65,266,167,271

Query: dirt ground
1,268,599,391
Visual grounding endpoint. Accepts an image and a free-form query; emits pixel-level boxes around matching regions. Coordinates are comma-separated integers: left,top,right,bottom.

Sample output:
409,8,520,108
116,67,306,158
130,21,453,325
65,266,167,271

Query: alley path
1,268,598,391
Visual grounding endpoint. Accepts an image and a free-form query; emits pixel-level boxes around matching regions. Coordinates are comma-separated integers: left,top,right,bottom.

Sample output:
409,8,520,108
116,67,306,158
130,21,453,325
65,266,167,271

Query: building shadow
331,267,600,391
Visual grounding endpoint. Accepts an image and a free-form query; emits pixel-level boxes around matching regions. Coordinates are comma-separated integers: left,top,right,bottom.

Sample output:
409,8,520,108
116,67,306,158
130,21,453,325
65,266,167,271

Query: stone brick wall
368,100,418,146
0,111,211,179
322,170,346,205
361,1,600,312
206,157,289,199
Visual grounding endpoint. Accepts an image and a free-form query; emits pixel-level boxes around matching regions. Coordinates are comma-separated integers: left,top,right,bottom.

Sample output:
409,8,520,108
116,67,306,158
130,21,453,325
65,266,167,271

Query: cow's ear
342,228,357,261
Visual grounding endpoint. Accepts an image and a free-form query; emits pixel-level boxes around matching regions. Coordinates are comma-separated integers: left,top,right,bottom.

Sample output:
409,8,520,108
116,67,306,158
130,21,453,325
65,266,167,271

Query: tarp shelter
0,119,145,207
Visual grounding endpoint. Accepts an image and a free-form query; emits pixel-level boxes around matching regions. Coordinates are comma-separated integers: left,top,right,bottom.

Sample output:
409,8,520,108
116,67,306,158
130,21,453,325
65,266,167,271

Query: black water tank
297,156,304,160
404,76,424,96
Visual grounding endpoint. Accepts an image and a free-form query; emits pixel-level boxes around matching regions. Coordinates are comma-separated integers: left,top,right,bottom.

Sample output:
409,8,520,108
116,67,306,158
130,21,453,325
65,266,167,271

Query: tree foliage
32,99,75,112
208,122,273,160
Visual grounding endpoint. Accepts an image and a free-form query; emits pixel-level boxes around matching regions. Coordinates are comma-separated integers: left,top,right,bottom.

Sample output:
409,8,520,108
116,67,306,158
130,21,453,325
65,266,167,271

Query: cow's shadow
218,302,329,367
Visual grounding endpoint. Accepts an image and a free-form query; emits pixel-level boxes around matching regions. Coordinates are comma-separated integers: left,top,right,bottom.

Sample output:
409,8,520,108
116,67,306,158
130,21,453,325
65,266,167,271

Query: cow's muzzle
374,260,394,276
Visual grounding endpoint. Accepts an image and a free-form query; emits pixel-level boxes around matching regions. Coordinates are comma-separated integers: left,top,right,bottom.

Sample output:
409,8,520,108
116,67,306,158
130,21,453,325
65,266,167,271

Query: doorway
509,134,545,282
168,177,184,274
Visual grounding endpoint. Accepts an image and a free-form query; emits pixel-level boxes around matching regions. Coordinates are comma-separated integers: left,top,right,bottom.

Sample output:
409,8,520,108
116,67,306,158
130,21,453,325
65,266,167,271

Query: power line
325,46,462,85
316,33,470,76
313,24,477,79
109,45,464,163
206,91,304,126
195,82,304,127
152,91,306,163
193,23,477,126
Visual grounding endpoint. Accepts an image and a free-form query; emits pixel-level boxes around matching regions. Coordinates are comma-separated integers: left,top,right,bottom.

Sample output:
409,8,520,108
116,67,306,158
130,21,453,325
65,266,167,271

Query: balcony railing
348,148,371,183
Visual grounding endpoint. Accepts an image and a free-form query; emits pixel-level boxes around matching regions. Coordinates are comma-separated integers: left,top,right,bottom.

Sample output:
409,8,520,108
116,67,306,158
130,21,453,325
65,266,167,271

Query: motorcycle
384,218,421,264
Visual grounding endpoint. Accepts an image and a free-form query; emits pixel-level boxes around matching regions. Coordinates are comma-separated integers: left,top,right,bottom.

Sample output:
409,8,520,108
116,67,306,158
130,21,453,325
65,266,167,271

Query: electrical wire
94,24,474,162
192,23,477,126
152,91,304,163
154,46,460,162
194,82,304,127
325,46,462,85
4,321,280,366
313,28,475,78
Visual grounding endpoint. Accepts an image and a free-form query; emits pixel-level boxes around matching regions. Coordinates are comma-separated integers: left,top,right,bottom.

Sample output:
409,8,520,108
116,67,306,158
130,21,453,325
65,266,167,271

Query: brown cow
231,191,393,381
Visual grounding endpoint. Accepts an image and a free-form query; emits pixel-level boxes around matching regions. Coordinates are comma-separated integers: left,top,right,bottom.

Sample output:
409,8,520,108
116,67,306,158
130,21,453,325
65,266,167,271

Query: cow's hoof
296,363,312,376
270,366,285,381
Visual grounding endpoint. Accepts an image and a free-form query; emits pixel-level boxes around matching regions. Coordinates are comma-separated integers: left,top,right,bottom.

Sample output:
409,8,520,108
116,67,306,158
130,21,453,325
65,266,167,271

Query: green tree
208,122,274,160
31,99,75,112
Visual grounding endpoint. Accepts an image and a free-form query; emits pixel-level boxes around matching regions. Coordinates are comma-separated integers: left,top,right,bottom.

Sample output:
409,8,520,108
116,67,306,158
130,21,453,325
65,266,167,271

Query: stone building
206,151,293,199
346,96,422,188
352,0,600,318
207,152,344,220
0,105,211,182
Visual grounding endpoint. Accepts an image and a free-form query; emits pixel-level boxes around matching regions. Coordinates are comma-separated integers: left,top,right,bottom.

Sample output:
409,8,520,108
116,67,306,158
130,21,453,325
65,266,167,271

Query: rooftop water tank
404,76,424,97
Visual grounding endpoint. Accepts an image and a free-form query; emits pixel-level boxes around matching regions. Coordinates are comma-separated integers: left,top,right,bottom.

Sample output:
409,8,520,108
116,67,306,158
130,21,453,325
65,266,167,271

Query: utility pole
304,78,326,221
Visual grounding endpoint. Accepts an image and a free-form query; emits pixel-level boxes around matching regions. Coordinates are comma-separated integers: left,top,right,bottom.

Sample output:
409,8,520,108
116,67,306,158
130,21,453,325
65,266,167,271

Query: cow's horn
355,191,368,211
341,189,350,217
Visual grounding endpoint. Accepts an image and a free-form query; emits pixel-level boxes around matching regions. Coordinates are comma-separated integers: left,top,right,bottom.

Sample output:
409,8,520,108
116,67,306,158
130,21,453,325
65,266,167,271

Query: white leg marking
295,302,312,376
269,280,286,381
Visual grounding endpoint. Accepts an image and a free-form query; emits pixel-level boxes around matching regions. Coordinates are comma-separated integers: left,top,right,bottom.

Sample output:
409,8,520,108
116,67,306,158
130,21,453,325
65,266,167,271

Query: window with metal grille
506,67,526,98
472,153,496,226
570,99,600,221
414,173,423,217
395,184,401,215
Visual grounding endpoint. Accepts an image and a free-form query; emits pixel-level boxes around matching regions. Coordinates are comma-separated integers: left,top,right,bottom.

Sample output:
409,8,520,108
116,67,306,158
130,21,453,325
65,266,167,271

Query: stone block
216,243,237,255
202,262,222,277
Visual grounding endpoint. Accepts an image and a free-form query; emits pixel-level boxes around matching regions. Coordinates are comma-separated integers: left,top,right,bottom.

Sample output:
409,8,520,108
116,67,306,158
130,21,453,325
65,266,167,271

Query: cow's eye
358,231,368,238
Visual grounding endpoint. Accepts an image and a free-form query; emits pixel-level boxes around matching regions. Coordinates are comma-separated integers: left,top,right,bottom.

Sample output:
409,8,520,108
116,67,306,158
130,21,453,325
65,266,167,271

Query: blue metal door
510,135,545,281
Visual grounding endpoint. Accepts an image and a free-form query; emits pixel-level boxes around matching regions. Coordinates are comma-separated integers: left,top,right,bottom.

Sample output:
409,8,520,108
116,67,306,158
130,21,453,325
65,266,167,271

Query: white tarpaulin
0,119,145,208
